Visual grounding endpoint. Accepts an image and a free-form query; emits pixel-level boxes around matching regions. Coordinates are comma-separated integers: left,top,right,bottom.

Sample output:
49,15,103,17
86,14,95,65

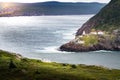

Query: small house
90,31,97,35
82,31,86,35
77,41,85,44
97,30,104,35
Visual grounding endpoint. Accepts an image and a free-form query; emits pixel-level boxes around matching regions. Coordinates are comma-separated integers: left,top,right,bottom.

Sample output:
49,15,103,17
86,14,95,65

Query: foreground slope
0,50,120,80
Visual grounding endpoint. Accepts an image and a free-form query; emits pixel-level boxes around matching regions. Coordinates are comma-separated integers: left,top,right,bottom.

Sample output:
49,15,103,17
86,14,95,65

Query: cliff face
76,0,120,35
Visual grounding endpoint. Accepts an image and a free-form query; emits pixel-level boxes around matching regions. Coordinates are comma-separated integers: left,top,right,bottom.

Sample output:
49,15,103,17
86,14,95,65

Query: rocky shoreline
60,42,120,52
60,29,120,52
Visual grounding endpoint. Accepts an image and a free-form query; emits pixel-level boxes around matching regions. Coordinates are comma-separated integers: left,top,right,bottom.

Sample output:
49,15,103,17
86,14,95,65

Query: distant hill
77,0,120,35
0,1,105,16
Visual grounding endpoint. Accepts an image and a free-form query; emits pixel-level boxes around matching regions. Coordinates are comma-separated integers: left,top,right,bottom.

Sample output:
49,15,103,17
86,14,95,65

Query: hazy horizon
0,0,110,3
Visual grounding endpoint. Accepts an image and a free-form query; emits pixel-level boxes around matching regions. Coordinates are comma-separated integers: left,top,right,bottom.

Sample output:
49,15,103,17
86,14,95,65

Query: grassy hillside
0,50,120,80
93,0,120,31
77,0,120,35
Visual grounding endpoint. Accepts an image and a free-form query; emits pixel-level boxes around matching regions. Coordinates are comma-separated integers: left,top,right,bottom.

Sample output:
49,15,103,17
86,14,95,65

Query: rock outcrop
60,0,120,52
60,42,120,52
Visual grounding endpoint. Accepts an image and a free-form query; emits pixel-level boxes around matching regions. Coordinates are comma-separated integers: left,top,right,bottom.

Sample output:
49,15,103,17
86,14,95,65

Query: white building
77,41,85,44
82,31,86,35
98,31,104,35
90,31,104,35
90,31,97,35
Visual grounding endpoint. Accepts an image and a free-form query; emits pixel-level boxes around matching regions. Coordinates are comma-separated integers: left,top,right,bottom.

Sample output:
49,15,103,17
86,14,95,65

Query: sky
0,0,111,3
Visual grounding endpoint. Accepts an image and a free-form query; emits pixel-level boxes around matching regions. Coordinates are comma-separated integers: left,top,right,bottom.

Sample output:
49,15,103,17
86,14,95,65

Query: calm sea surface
0,15,120,69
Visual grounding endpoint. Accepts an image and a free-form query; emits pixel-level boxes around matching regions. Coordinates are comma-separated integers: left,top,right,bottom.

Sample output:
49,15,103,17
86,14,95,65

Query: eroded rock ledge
60,29,120,52
60,42,120,52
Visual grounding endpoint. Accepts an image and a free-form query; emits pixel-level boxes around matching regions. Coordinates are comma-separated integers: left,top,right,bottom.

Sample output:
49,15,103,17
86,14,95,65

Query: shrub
71,64,77,69
82,35,98,46
9,60,17,69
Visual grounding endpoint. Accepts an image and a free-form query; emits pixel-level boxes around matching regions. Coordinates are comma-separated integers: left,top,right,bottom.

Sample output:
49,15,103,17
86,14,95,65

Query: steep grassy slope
0,50,120,80
77,0,120,35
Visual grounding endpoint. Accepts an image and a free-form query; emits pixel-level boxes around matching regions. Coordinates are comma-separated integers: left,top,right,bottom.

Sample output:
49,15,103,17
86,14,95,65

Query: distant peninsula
60,0,120,52
0,1,105,17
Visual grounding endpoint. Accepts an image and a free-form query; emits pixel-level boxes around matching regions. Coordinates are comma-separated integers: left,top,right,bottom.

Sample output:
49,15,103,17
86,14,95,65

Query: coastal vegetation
81,34,98,46
77,0,120,35
0,50,120,80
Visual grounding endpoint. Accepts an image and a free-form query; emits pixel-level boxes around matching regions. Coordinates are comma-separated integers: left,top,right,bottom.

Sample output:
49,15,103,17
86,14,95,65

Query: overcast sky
0,0,111,3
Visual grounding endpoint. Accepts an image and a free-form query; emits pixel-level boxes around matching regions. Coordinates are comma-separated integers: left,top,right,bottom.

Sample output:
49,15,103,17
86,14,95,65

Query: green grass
82,35,98,46
93,0,120,32
79,0,120,34
0,50,120,80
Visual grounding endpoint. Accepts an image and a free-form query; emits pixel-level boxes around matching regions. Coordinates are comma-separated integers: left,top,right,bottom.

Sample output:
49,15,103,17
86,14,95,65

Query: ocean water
0,15,120,69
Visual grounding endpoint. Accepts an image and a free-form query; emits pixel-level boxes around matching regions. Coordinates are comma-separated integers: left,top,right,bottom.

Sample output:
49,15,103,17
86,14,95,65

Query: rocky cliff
60,0,120,52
